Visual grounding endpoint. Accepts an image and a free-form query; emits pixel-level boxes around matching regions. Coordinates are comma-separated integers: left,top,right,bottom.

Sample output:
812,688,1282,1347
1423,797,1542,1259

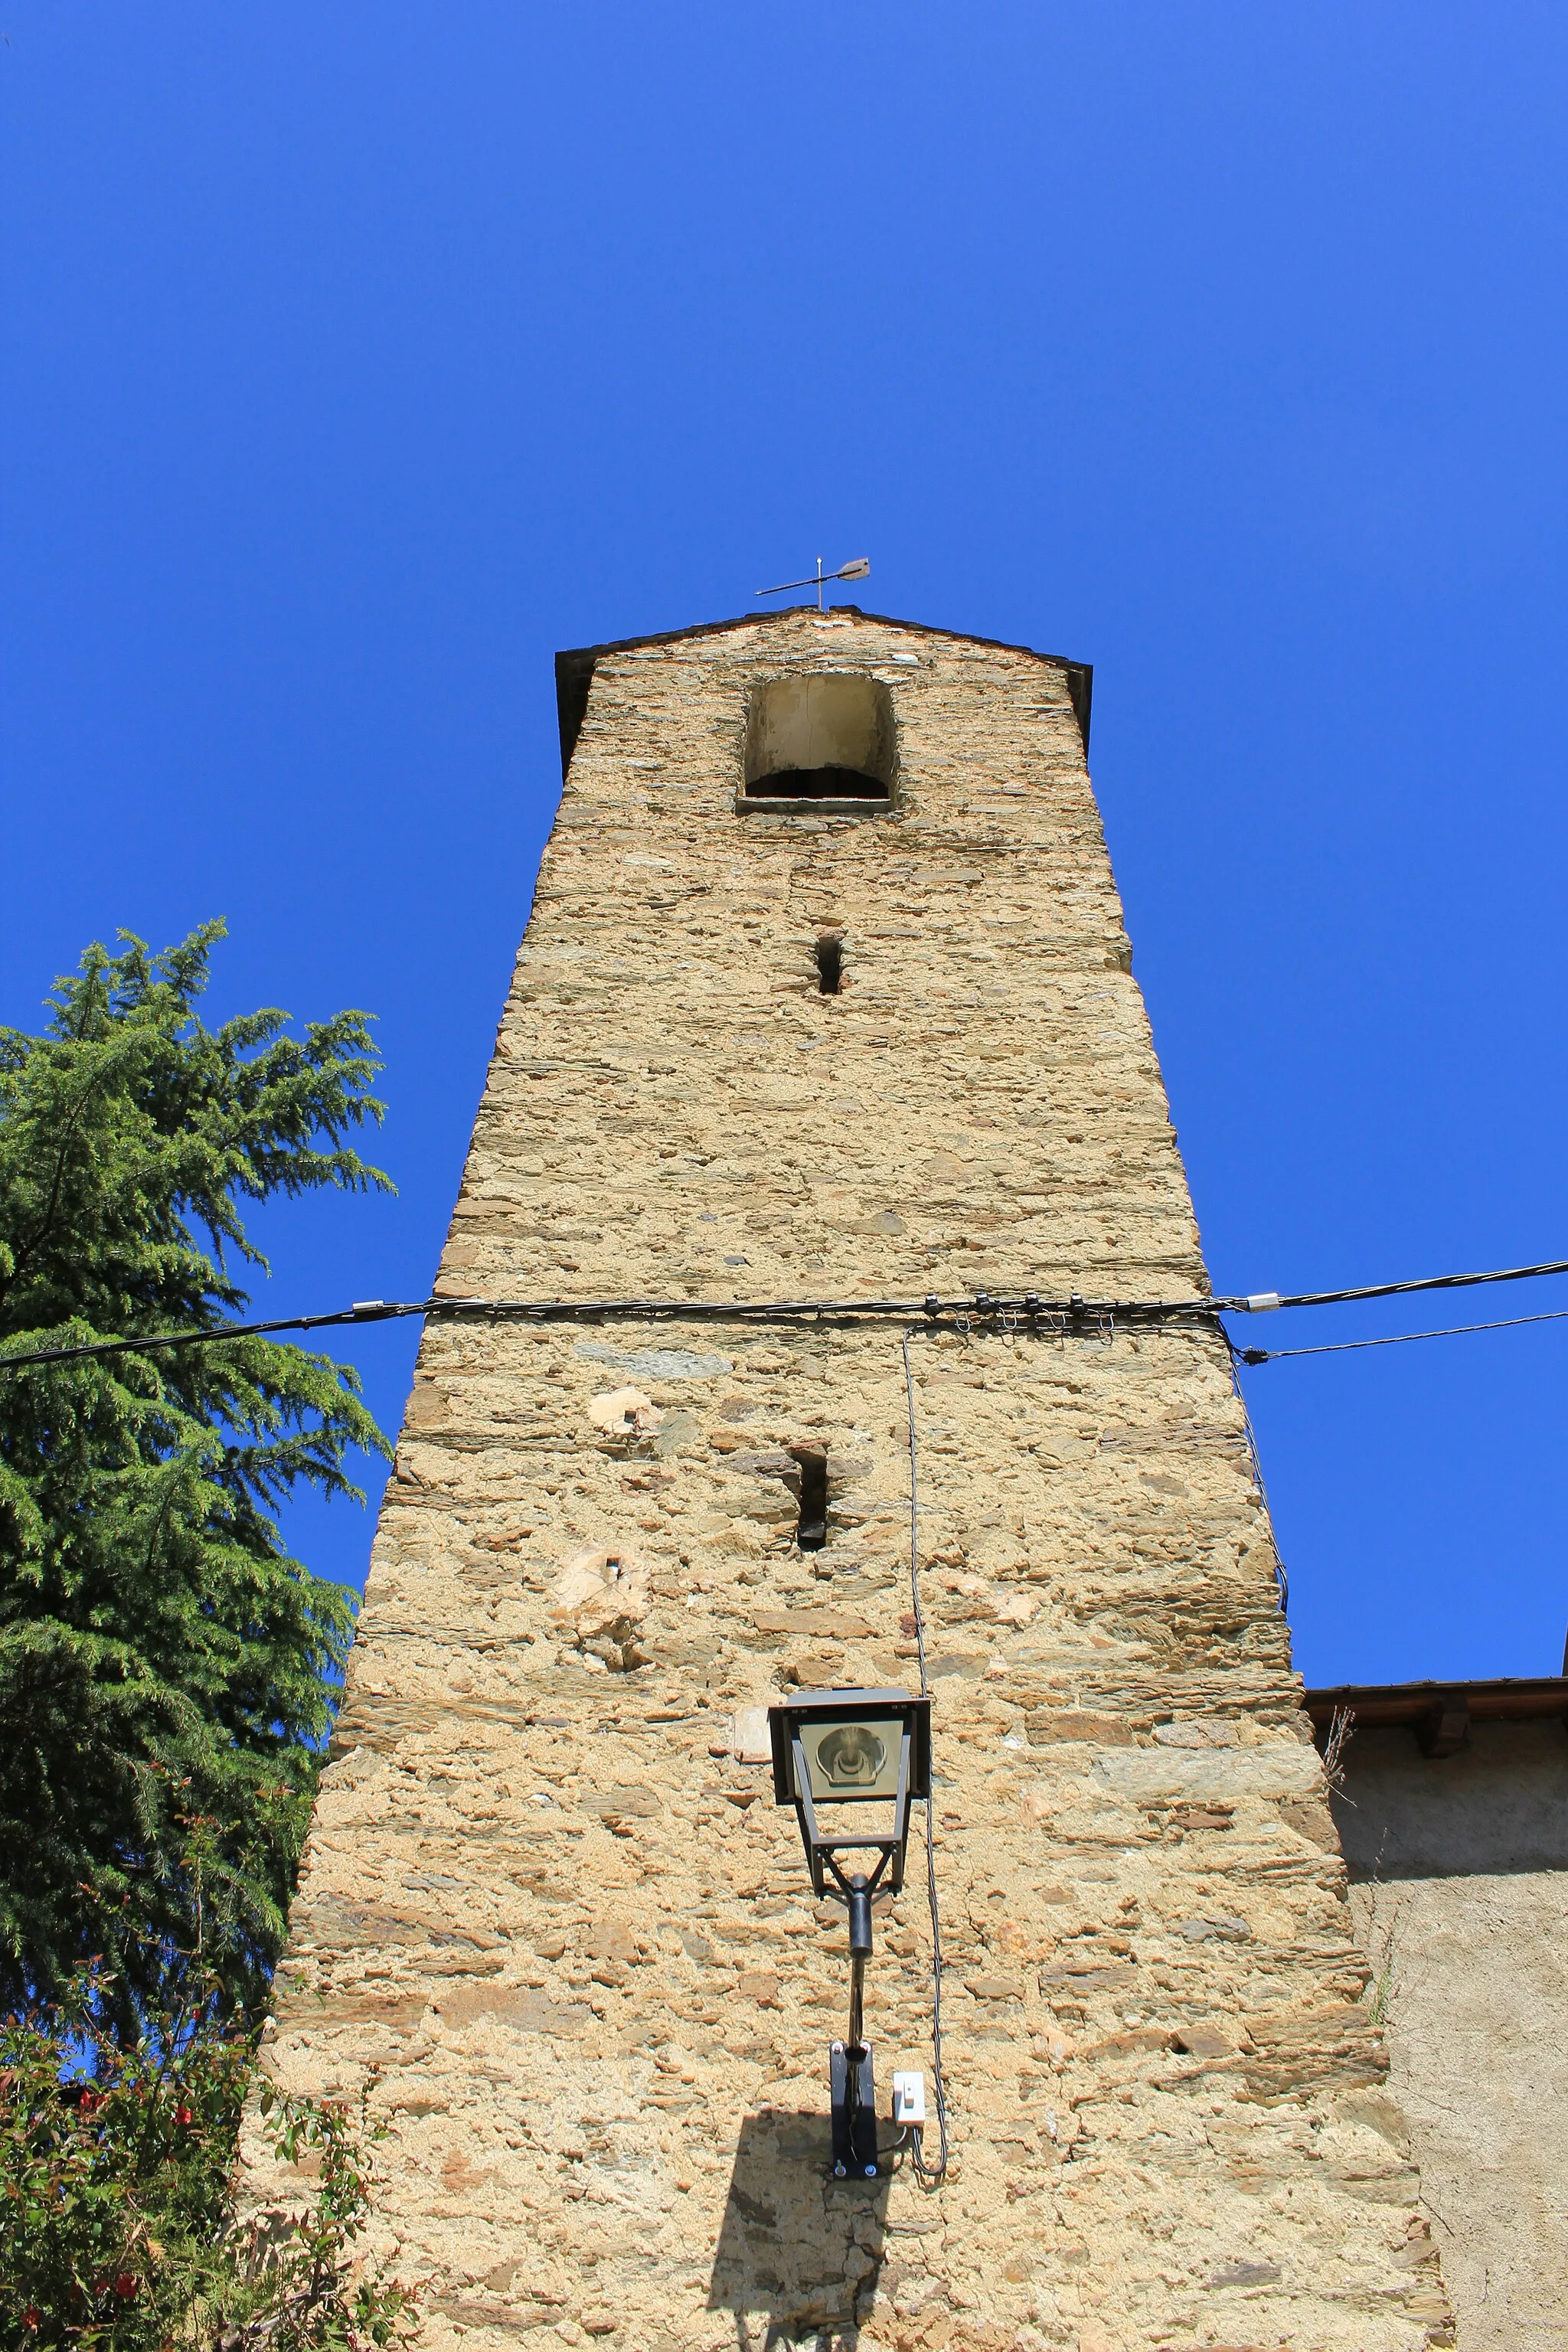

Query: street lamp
768,1687,932,2179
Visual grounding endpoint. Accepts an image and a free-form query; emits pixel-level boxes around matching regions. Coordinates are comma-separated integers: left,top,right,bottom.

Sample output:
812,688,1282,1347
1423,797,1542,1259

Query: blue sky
4,5,1566,1687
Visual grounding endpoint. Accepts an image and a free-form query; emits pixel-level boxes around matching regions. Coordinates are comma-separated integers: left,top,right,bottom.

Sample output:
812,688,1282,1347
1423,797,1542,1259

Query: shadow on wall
1331,1722,1568,1880
707,2109,890,2348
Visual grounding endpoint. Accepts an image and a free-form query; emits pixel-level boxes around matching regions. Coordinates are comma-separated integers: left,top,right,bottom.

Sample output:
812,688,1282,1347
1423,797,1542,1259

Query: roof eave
1304,1676,1568,1734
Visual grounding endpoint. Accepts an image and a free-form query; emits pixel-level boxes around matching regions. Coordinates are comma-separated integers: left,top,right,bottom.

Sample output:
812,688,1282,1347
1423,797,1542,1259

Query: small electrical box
891,2070,926,2126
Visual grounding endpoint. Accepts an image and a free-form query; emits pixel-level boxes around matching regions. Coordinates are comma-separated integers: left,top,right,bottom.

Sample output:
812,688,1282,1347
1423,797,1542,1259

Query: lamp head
814,1720,891,1793
768,1687,931,1898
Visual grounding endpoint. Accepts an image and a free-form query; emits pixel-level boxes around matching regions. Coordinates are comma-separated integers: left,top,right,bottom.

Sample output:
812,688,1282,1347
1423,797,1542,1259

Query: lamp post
767,1687,932,2178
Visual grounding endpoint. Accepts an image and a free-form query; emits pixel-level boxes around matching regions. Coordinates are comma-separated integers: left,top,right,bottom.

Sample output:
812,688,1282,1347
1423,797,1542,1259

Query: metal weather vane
756,555,871,612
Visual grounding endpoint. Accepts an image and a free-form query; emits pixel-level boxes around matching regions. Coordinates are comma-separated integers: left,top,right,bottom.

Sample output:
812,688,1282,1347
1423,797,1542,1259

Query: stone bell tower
255,607,1449,2350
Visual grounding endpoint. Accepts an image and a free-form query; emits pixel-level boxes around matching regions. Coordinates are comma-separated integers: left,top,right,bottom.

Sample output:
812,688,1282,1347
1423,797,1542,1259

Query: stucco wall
248,606,1449,2350
1335,1723,1568,2352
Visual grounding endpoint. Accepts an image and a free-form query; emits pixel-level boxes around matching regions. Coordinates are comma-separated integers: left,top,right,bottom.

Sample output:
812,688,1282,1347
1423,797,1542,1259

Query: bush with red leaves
0,1968,413,2350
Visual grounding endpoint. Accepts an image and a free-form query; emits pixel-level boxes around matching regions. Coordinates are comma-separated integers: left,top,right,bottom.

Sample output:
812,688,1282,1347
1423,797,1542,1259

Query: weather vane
756,555,871,612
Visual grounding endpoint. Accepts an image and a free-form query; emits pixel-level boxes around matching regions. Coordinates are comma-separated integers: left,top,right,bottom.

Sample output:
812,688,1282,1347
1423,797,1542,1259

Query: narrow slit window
815,933,844,995
795,1450,828,1550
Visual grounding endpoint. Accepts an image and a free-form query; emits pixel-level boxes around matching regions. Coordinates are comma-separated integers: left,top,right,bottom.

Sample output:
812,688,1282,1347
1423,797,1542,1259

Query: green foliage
0,926,393,2022
0,1970,414,2348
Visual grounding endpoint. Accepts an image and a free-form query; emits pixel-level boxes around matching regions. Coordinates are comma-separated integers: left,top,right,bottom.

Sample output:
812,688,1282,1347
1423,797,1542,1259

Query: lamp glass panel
802,1716,904,1804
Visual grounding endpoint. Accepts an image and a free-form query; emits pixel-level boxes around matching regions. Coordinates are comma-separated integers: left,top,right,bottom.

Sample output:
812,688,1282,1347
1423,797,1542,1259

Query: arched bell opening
743,675,896,805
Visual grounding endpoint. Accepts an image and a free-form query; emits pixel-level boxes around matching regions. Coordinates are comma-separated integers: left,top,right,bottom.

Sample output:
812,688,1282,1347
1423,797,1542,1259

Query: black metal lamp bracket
767,1691,933,2184
831,2036,879,2180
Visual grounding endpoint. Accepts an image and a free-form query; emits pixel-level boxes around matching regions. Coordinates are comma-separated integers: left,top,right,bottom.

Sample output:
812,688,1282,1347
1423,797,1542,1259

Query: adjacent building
1307,1674,1568,2352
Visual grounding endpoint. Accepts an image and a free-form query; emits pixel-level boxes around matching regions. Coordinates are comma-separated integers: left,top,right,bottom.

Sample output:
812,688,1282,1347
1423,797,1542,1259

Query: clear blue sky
5,5,1566,1687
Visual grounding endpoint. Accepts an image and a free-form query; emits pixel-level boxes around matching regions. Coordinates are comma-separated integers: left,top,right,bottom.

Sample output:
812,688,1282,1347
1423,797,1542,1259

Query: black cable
0,1299,422,1374
1223,1343,1289,1613
1237,1304,1568,1366
7,1246,1568,1374
0,1291,1226,1374
901,1339,933,1700
1243,1255,1568,1312
901,1331,949,2190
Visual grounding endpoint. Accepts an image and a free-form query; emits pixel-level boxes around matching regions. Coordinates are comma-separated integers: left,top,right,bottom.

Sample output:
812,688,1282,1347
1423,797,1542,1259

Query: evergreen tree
0,926,392,2025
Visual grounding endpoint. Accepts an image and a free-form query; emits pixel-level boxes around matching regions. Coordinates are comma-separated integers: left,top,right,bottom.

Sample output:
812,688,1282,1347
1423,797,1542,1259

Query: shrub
0,1971,413,2350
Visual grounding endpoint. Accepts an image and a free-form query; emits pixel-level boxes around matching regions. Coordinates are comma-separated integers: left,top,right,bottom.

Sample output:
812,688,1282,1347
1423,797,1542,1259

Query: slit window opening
795,1450,828,1550
815,933,844,995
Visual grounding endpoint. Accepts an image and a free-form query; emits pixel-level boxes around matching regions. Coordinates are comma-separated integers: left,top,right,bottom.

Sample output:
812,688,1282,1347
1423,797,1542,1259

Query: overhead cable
1230,1253,1568,1313
0,1291,1221,1374
5,1249,1568,1374
1236,1305,1568,1366
0,1300,426,1374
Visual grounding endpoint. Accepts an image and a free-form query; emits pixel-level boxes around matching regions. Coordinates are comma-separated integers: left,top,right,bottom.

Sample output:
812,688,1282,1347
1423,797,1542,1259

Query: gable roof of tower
554,606,1093,779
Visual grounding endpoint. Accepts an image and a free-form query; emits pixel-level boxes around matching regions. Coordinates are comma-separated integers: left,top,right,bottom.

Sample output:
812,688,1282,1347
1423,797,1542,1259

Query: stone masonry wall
250,607,1452,2350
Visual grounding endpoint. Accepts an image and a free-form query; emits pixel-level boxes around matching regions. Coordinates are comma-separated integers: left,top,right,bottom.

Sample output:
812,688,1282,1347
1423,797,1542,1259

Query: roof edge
553,606,1093,779
1304,1676,1568,1734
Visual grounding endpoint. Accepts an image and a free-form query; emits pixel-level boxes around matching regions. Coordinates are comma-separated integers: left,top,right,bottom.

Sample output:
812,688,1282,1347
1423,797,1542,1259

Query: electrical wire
901,1330,949,2190
1236,1304,1568,1366
7,1246,1568,1375
1225,1346,1289,1613
0,1300,424,1374
0,1289,1227,1374
901,1337,933,1697
1251,1255,1568,1312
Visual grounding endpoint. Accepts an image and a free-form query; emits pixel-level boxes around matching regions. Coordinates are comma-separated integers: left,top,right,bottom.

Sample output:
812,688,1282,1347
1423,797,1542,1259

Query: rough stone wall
250,607,1452,2350
1334,1723,1568,2351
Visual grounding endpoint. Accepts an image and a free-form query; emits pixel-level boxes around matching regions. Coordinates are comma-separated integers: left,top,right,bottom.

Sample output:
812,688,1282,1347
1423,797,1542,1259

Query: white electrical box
891,2070,926,2126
